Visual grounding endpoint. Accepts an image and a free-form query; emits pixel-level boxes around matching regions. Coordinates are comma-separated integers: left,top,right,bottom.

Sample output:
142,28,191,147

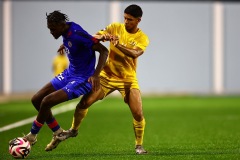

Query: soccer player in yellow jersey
57,4,149,154
52,50,69,76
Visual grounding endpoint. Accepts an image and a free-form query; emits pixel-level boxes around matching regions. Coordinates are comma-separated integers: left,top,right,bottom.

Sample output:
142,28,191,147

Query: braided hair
46,10,69,24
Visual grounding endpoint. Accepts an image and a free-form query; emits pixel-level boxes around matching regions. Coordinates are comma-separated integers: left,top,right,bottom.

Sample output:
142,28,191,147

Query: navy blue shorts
51,70,92,100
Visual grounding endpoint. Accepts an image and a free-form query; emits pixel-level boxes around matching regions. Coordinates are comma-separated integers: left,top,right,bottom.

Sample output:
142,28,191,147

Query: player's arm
57,44,65,52
92,42,108,76
88,42,109,92
94,33,143,58
93,33,115,42
116,44,143,59
112,38,144,58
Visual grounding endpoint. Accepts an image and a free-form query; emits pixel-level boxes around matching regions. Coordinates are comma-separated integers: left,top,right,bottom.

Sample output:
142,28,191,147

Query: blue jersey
51,22,99,100
62,22,97,78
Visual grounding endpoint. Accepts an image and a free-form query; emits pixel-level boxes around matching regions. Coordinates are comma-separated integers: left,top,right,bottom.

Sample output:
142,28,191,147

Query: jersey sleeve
97,23,116,35
136,34,150,51
75,30,98,48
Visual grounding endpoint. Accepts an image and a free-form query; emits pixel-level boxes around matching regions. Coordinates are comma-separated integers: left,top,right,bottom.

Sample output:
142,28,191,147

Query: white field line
0,102,78,133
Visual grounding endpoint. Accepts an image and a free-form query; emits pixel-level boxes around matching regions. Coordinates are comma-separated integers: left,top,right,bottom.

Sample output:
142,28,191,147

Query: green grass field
1,96,240,160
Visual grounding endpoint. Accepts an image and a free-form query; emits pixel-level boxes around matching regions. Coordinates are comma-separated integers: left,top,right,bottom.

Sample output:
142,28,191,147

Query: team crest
68,41,72,47
129,40,136,46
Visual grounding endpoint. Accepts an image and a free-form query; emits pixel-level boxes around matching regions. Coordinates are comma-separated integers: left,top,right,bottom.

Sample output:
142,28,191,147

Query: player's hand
88,75,100,92
93,34,105,41
111,36,119,46
57,44,65,53
94,34,114,41
104,33,115,41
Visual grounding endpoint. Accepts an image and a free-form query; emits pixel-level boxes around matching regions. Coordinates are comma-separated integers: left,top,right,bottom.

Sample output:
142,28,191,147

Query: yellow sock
133,118,146,146
71,108,88,130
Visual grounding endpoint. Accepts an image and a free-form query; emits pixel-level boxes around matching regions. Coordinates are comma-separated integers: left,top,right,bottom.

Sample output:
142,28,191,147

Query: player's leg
42,89,69,151
57,88,105,140
125,88,147,154
41,72,72,134
73,88,105,129
28,88,68,143
24,82,66,146
46,79,93,150
31,82,55,112
31,77,67,131
31,82,65,129
36,88,68,124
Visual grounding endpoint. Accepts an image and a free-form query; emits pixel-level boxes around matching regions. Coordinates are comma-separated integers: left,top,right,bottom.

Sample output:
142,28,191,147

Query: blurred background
0,0,240,96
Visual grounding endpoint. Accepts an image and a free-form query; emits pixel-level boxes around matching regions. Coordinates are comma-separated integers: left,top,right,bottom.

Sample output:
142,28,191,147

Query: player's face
47,22,65,39
124,13,141,33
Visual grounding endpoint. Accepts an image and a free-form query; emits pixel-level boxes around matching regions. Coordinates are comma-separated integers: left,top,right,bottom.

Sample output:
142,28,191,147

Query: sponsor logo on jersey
129,40,136,46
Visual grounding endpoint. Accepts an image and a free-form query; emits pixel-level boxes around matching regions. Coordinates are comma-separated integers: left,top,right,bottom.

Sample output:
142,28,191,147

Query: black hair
124,4,143,18
46,10,69,23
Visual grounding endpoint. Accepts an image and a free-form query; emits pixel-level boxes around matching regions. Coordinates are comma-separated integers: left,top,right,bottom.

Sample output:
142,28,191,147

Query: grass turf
0,96,240,159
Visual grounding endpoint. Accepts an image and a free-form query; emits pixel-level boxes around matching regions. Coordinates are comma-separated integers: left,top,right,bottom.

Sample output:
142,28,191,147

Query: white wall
225,3,240,93
1,1,240,94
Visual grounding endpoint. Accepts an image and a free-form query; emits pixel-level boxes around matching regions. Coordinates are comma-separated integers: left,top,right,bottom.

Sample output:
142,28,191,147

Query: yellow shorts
100,75,140,98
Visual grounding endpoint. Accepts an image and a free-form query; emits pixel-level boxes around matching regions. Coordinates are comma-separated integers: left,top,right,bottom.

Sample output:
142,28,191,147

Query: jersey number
57,73,64,81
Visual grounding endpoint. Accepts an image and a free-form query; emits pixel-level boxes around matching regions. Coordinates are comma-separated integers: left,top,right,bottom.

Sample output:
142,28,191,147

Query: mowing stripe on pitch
0,102,78,133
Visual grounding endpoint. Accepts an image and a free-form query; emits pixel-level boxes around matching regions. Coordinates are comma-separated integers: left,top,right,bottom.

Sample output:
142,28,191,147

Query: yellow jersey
98,23,149,82
52,54,69,76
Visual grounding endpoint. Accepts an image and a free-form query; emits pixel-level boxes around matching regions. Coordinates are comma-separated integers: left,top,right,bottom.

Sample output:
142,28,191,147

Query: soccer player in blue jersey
10,10,109,151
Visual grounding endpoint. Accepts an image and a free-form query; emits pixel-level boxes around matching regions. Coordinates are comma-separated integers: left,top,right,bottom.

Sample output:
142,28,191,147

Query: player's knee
77,100,90,109
31,94,41,111
77,95,98,109
40,96,53,110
